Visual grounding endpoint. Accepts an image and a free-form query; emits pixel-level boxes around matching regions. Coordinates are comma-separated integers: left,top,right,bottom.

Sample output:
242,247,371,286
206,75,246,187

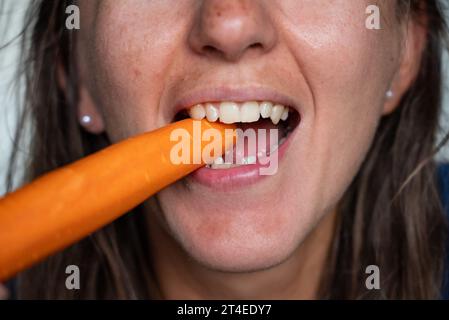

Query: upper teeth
187,101,289,125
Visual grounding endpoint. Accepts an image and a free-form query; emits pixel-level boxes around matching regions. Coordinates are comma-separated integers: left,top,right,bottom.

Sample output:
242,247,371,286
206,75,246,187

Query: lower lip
188,133,293,191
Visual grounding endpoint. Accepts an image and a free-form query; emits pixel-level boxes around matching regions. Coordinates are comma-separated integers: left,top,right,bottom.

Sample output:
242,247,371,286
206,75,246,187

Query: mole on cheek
133,68,142,79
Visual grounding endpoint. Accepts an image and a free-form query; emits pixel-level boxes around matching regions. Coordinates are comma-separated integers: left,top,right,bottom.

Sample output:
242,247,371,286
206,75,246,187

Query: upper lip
171,86,301,121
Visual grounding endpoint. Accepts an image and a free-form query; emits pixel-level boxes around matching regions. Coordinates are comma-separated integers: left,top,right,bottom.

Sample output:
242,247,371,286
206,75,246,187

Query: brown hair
3,0,449,299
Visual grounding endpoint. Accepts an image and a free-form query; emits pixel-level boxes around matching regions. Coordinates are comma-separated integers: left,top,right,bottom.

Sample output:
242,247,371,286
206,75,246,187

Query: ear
383,16,427,115
57,63,105,134
77,85,105,134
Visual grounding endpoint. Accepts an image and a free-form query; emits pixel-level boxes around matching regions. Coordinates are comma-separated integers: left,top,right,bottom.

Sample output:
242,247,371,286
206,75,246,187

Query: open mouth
174,100,301,170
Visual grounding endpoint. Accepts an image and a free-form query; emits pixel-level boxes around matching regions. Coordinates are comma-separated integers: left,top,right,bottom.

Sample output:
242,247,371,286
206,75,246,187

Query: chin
184,239,299,273
158,193,316,273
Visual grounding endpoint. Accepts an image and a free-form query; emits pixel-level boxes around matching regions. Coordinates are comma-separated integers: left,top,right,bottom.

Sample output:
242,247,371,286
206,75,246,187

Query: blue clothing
438,164,449,212
438,164,449,299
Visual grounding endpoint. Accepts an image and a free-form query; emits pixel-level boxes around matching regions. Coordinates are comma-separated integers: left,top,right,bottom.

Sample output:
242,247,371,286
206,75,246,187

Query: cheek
281,1,399,209
309,42,395,209
78,2,188,140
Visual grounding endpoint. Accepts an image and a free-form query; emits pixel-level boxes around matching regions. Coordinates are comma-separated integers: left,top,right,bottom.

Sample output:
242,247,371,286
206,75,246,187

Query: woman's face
77,1,416,272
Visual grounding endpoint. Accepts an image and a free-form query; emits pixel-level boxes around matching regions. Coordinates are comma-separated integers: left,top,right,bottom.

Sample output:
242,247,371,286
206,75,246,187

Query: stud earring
386,89,394,99
80,115,92,126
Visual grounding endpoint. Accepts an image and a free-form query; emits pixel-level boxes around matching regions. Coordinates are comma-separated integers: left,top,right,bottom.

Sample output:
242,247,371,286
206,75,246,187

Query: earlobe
77,85,105,134
58,62,105,134
382,17,427,115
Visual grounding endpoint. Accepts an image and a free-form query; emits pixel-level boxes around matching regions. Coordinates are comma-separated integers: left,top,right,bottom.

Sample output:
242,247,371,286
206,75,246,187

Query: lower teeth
205,135,288,169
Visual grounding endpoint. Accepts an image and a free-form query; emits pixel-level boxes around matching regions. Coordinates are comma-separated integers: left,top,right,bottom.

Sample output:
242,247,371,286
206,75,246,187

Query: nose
188,0,277,62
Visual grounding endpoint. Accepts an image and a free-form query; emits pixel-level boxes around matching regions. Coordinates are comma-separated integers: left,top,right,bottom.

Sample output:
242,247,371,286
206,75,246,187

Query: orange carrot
0,119,235,281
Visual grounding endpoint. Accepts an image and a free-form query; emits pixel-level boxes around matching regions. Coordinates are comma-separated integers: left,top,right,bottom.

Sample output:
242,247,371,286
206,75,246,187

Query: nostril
201,42,265,61
203,45,219,55
249,43,262,49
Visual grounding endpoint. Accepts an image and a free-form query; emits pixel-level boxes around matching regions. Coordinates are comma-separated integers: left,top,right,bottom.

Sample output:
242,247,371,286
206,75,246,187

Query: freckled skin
76,0,422,297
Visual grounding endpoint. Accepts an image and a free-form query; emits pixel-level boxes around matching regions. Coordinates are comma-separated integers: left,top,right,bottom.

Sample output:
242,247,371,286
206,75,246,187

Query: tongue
223,119,284,164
